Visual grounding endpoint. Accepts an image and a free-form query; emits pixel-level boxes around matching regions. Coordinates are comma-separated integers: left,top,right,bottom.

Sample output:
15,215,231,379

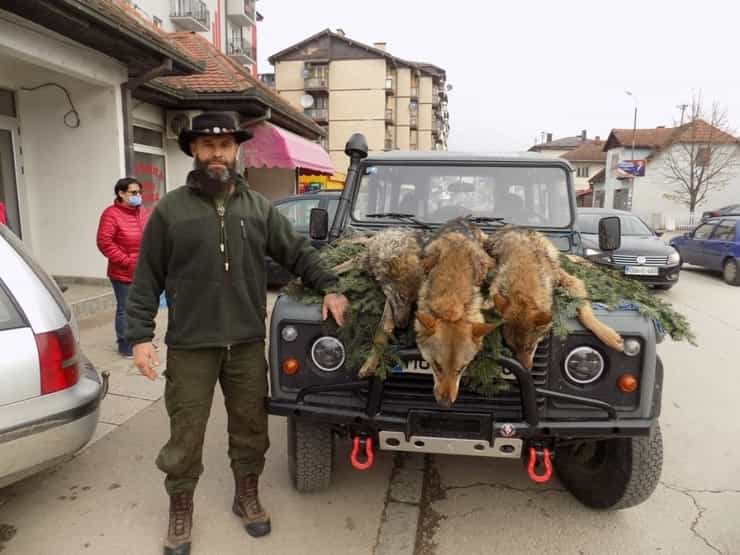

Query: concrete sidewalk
0,293,394,554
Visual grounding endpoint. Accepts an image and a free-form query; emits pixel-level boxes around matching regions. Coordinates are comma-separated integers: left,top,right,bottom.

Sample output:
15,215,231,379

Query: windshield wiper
465,216,510,225
365,212,432,230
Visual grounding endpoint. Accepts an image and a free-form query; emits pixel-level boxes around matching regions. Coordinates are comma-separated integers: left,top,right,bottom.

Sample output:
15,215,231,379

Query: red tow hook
350,436,374,471
526,447,553,483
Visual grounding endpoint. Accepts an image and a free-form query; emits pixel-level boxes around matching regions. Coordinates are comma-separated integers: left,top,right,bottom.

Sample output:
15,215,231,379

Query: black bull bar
267,356,656,440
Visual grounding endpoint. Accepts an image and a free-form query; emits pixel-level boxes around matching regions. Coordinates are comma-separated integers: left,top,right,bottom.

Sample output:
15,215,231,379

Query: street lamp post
625,91,638,211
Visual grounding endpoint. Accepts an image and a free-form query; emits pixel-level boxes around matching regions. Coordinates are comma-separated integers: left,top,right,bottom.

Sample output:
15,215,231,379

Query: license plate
625,266,659,276
403,359,434,375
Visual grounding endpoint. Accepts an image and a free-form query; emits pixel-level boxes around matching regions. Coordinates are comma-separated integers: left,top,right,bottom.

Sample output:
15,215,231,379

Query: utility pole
677,103,689,125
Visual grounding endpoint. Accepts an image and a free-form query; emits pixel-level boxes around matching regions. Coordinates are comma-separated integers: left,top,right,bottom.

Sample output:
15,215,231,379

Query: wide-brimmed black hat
178,112,252,157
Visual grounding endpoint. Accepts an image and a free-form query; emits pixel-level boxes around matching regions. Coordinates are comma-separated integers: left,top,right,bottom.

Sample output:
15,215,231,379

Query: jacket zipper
216,194,232,272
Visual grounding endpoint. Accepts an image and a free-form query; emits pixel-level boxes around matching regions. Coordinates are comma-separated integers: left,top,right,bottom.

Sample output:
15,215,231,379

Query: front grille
369,336,551,421
611,254,668,266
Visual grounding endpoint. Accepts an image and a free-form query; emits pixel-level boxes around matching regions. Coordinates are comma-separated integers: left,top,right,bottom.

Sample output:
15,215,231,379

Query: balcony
304,108,329,123
226,0,256,26
432,119,441,136
170,0,210,32
385,108,394,124
410,86,419,99
384,138,394,150
227,37,256,65
385,77,395,95
304,76,329,91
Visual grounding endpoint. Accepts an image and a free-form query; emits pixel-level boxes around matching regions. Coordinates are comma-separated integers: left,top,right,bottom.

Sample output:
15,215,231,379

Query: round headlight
281,325,298,342
310,336,345,372
564,346,605,384
668,249,681,265
623,338,641,357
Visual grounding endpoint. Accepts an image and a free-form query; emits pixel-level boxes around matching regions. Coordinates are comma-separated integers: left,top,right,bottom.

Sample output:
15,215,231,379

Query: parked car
577,208,681,289
0,224,108,488
267,191,341,286
701,203,740,221
670,215,740,286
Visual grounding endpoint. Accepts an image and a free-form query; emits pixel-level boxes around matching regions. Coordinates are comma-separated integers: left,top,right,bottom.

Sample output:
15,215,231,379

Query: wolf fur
415,219,497,407
333,229,426,377
485,228,624,369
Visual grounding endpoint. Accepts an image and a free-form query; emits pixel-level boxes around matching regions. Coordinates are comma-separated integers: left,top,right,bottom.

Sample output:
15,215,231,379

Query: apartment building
268,29,450,172
124,0,262,75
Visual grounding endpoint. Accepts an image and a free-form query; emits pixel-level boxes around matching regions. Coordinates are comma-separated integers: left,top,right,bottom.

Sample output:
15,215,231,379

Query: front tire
287,418,334,492
555,423,663,510
723,258,740,286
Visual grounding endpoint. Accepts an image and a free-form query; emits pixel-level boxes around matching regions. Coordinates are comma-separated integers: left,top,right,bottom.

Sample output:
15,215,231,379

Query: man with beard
125,112,348,555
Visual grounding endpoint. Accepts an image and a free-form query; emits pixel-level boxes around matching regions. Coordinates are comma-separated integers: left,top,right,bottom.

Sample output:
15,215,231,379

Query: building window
695,146,711,166
576,166,590,178
133,124,166,208
0,89,15,117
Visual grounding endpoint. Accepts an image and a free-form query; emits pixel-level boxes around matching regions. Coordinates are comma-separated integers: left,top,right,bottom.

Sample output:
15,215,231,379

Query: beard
192,156,238,195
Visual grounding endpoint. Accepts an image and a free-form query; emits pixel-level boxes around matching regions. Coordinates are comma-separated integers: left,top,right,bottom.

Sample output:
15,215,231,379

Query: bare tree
662,92,740,220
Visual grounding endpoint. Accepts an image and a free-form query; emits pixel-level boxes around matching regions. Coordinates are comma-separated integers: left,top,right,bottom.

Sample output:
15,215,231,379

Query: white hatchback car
0,225,108,488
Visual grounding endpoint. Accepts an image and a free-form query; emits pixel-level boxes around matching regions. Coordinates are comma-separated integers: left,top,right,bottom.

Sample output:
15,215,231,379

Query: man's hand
322,293,349,326
133,342,159,381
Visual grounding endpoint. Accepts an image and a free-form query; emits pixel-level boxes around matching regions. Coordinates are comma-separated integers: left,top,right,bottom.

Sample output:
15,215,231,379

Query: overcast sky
258,0,739,152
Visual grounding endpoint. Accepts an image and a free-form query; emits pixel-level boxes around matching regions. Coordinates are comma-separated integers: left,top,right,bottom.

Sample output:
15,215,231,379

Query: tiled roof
604,120,738,151
268,29,444,77
156,33,322,134
562,141,607,162
71,0,201,71
159,32,252,93
529,136,586,151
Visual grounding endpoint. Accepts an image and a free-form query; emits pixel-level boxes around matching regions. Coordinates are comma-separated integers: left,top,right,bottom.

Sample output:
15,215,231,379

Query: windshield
578,214,652,236
352,164,572,227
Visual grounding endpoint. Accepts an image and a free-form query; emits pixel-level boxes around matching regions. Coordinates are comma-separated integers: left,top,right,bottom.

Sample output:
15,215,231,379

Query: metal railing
170,0,210,28
304,108,329,121
226,37,256,61
304,76,329,90
384,138,394,150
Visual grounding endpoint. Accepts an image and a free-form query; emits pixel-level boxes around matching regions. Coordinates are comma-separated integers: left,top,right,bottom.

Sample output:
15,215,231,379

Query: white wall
0,12,128,278
629,146,740,229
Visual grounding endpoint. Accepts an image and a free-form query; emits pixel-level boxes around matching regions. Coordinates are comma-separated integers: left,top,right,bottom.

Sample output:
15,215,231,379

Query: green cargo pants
156,341,269,495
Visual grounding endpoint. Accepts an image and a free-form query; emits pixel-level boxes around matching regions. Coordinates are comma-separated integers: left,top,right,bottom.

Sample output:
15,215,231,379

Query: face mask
127,195,142,207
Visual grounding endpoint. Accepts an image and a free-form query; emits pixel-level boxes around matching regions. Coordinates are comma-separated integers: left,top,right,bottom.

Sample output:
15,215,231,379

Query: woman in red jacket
96,177,149,357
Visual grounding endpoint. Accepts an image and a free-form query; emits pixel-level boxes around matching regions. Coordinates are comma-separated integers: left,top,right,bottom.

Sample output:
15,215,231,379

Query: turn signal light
617,373,638,393
282,358,300,375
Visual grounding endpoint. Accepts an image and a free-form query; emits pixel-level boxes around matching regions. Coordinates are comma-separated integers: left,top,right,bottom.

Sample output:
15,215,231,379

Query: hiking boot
232,474,271,537
164,492,193,555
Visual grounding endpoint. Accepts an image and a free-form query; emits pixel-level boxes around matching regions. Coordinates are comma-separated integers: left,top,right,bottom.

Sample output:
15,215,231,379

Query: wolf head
415,312,496,407
492,292,552,369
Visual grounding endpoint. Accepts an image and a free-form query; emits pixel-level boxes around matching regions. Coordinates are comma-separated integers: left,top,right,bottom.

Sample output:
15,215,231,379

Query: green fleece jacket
125,172,337,349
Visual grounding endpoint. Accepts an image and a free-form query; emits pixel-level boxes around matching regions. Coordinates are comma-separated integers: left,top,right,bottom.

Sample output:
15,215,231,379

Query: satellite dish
446,83,453,92
300,94,315,109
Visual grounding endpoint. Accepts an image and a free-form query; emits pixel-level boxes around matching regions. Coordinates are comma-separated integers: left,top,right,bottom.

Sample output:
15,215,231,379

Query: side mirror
309,208,329,240
598,216,621,251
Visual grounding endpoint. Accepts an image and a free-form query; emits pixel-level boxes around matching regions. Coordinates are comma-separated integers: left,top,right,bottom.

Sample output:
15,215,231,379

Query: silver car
0,225,108,488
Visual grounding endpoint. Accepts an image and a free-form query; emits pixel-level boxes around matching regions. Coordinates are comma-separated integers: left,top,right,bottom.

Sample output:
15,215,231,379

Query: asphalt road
1,266,738,554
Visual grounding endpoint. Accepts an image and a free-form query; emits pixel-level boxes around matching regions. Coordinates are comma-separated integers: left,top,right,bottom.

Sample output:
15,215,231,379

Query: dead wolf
414,219,497,407
485,228,624,369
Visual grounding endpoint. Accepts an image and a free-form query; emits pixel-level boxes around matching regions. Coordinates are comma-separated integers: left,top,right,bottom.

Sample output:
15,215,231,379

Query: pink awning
241,122,333,175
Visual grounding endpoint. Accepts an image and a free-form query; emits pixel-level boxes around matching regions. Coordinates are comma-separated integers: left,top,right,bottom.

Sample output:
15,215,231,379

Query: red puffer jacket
96,202,149,283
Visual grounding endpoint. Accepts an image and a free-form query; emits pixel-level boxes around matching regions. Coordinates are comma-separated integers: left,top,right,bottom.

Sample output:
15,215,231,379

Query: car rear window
0,280,26,331
713,220,737,241
0,226,71,321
